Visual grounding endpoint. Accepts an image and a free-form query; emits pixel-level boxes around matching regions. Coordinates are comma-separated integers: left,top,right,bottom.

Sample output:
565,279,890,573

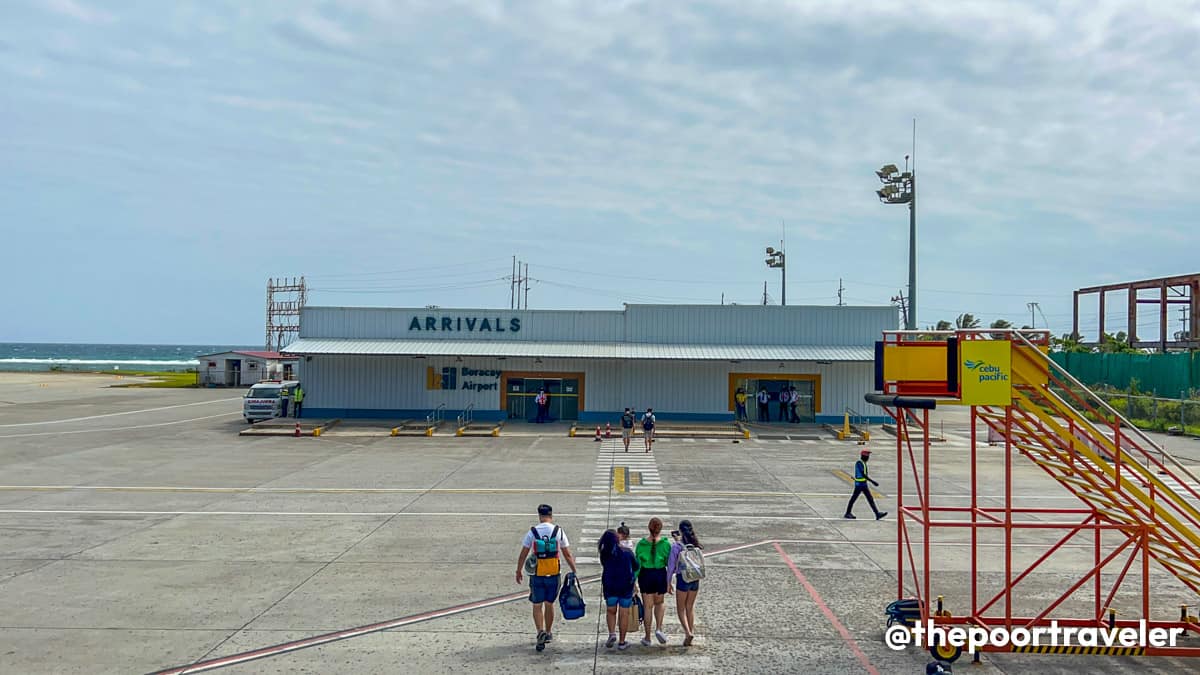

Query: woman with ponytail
667,519,703,645
634,517,671,646
598,529,638,649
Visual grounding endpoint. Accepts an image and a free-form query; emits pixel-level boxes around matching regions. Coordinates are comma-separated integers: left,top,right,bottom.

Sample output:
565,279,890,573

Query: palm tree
935,320,953,331
955,313,981,329
988,318,1013,340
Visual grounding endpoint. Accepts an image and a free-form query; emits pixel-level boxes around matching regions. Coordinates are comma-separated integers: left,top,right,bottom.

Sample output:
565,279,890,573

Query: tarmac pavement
0,374,1197,673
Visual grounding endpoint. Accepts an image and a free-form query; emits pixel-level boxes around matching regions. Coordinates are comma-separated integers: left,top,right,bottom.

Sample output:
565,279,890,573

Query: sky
2,0,1198,345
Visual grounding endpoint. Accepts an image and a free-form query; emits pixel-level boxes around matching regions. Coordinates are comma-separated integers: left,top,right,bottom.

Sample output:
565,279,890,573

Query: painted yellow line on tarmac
612,466,627,494
0,485,595,495
0,485,1081,499
832,469,887,499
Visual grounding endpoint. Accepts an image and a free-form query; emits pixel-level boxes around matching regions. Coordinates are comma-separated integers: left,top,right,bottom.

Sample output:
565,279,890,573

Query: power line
307,259,506,279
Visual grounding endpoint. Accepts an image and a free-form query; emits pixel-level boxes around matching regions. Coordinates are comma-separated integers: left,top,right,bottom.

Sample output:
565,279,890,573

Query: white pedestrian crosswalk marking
574,438,670,565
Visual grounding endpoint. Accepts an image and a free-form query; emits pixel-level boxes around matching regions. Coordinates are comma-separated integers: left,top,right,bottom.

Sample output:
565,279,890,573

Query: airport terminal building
283,304,896,423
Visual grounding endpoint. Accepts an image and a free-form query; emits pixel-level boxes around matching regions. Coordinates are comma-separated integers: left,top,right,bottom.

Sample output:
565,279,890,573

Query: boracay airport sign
408,316,521,333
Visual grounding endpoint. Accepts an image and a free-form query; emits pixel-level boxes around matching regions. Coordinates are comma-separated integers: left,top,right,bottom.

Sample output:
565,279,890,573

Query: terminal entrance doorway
730,373,819,423
503,372,584,422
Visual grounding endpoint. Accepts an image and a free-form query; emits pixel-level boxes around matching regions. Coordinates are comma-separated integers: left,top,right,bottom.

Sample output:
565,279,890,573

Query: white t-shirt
618,538,635,552
522,522,570,550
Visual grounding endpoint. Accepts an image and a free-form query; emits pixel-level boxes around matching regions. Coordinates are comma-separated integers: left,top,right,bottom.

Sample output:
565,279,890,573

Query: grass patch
101,370,198,388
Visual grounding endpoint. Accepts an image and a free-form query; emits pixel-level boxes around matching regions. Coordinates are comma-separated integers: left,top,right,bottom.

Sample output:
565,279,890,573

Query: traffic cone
294,422,301,437
605,422,612,438
594,426,602,441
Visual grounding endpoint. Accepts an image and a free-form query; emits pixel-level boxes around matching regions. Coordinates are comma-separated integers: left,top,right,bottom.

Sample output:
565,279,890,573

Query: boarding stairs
976,334,1200,597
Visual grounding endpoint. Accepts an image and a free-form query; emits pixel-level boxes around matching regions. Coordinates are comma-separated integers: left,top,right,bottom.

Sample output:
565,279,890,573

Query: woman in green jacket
635,517,671,646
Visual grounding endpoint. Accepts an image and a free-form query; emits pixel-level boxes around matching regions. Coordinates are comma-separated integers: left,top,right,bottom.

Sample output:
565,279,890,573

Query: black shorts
638,567,668,595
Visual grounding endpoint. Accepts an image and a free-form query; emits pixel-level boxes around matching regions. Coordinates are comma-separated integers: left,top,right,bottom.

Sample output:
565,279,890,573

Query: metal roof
282,339,873,362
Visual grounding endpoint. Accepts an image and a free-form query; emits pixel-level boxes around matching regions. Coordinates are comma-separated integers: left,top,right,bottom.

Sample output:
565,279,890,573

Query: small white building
197,351,299,387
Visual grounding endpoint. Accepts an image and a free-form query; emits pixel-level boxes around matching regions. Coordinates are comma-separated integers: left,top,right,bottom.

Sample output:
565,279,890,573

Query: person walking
620,408,636,452
844,450,887,520
756,387,770,422
777,386,789,422
534,388,549,423
516,504,578,652
599,529,639,650
667,520,703,646
734,387,748,423
641,408,656,452
292,384,304,419
635,517,671,646
617,522,641,634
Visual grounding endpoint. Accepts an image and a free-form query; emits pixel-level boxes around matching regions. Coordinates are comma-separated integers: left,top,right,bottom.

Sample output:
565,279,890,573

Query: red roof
233,350,298,360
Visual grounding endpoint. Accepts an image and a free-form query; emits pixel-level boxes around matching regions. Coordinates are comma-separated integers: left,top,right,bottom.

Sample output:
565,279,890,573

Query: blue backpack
558,572,586,620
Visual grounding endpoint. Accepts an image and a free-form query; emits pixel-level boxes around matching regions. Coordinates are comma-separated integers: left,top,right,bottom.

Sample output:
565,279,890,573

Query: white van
243,381,299,423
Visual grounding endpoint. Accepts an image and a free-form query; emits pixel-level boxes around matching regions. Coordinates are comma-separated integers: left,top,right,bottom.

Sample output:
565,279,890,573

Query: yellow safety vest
293,388,304,403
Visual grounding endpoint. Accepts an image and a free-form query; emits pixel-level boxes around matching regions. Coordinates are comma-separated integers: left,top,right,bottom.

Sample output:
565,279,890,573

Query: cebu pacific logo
965,360,1008,382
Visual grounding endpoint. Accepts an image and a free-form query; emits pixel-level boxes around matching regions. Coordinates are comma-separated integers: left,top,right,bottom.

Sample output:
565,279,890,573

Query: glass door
506,378,527,420
792,380,815,423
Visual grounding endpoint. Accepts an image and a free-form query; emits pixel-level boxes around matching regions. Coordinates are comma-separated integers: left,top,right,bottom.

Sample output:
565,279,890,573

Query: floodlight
879,164,899,176
766,247,775,254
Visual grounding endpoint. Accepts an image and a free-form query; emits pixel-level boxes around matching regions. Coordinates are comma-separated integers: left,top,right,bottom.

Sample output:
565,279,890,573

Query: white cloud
286,11,355,49
42,0,113,24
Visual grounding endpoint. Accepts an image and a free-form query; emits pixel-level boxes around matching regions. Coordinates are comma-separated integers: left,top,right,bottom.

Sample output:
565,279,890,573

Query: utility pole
523,263,529,310
762,282,768,306
1028,302,1039,328
891,292,908,330
837,279,845,306
510,256,517,310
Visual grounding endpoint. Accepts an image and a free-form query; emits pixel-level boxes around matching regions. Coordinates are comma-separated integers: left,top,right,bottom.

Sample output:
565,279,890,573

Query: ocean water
0,343,262,372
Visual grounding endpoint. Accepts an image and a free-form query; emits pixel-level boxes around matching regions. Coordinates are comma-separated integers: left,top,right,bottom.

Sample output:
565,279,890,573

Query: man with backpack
641,408,656,452
620,408,636,452
516,504,578,652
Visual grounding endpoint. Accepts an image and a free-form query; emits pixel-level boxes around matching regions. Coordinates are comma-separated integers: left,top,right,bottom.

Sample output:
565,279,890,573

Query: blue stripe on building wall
302,408,889,425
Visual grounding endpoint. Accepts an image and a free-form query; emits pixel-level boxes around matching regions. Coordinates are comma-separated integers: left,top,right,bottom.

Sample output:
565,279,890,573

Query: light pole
765,245,785,305
876,160,916,329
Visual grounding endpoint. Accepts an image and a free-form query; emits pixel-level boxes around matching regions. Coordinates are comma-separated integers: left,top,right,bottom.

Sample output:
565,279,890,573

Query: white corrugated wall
299,356,880,418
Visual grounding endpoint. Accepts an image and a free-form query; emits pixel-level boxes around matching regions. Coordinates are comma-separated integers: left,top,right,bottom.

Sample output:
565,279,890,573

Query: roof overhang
282,339,874,362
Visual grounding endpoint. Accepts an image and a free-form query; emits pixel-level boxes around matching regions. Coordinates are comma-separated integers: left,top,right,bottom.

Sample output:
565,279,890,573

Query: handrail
1012,330,1200,489
457,403,475,428
427,403,445,426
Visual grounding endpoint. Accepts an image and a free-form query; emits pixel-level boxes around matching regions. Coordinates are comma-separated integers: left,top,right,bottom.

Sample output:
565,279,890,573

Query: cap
537,504,553,516
860,449,872,456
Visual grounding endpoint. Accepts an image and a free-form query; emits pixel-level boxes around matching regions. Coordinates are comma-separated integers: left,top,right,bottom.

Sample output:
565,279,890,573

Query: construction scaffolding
870,329,1200,663
266,277,306,352
1073,274,1200,351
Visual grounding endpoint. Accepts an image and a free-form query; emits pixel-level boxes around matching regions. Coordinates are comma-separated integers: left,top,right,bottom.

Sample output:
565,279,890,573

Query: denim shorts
529,574,560,604
675,573,699,592
605,595,634,608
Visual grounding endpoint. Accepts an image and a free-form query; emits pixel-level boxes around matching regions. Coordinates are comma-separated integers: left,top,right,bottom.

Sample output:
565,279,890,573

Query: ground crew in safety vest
844,450,887,520
292,385,304,419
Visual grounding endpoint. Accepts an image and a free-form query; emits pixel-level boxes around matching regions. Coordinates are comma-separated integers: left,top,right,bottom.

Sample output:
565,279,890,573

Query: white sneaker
655,630,668,644
606,633,617,648
640,637,652,647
